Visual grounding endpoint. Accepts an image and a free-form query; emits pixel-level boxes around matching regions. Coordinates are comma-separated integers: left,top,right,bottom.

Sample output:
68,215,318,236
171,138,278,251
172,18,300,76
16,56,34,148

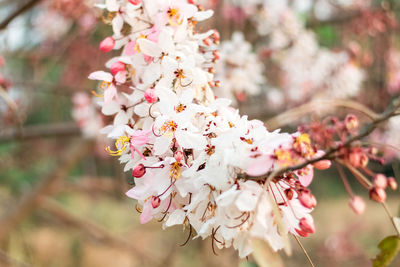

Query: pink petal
246,155,273,176
297,165,314,187
104,84,117,104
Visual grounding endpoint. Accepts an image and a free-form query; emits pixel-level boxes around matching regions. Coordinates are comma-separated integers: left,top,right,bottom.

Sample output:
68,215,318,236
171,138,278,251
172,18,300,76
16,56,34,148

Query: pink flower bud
299,218,315,234
345,114,359,131
110,61,125,76
313,159,331,170
174,151,184,162
212,30,220,42
349,196,365,215
188,0,197,4
203,37,211,46
369,187,386,203
213,50,220,60
373,174,387,189
132,164,146,178
299,191,317,209
99,37,115,52
151,196,161,208
388,177,398,190
360,154,369,167
295,228,309,237
128,0,142,5
214,80,221,87
144,88,158,103
348,152,361,168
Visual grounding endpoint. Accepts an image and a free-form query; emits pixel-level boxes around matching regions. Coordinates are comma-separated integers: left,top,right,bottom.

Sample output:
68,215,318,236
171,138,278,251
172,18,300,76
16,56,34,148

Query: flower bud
369,187,386,203
214,80,221,87
132,164,146,178
299,218,315,234
110,61,126,76
203,37,211,46
295,228,309,237
299,191,317,209
151,196,161,208
388,177,398,190
99,37,115,52
213,50,220,60
345,114,359,131
128,0,142,5
349,196,365,215
144,88,158,103
373,174,387,189
313,159,331,170
360,154,369,167
348,152,361,168
212,30,220,42
188,0,197,4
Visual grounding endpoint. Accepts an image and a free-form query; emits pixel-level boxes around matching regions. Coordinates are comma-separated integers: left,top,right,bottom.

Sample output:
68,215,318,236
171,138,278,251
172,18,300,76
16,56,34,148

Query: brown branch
241,101,400,182
0,122,81,143
0,139,94,242
0,0,42,31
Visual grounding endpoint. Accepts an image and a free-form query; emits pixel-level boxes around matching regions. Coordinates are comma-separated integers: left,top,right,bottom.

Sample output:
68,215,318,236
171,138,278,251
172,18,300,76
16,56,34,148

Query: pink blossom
110,61,126,76
144,88,158,103
349,196,365,215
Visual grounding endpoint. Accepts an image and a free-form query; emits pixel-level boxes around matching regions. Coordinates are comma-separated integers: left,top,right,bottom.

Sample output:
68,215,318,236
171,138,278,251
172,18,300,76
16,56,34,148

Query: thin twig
0,122,81,143
381,202,400,237
0,0,42,31
242,101,400,182
293,234,315,267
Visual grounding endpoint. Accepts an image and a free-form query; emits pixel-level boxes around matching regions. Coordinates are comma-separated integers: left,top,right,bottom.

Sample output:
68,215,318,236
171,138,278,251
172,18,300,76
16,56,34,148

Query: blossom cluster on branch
88,0,336,257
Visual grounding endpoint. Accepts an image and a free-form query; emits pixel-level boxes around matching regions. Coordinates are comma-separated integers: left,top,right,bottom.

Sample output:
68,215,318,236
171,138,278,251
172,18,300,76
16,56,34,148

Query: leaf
251,239,284,267
372,235,400,267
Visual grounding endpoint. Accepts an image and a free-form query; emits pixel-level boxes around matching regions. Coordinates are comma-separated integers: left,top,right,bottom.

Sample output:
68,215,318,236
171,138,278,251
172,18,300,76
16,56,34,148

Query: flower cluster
215,32,264,103
300,114,398,213
89,0,326,257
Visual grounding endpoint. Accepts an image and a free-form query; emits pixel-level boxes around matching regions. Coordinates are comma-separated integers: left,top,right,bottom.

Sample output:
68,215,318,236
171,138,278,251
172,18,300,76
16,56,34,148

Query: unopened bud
295,228,309,237
349,196,365,215
388,177,398,190
144,88,158,103
299,218,315,234
369,187,386,203
345,114,359,131
132,164,146,178
214,80,221,87
212,30,220,42
313,159,331,170
128,0,142,4
110,61,126,76
213,50,220,60
373,174,387,189
348,152,361,168
203,37,211,46
299,191,317,209
208,67,215,74
99,36,115,52
151,196,161,208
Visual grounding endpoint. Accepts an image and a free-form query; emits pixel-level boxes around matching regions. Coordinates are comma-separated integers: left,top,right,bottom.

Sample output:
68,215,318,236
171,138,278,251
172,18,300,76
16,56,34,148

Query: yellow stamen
105,136,130,156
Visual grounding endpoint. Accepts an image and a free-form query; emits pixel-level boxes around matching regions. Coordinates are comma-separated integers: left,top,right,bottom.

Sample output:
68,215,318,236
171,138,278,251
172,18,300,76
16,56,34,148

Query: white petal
137,38,162,57
88,71,113,82
165,209,186,227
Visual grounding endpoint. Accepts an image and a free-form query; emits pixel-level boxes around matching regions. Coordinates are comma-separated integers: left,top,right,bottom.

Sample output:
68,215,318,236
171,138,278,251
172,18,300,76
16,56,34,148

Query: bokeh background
0,0,400,266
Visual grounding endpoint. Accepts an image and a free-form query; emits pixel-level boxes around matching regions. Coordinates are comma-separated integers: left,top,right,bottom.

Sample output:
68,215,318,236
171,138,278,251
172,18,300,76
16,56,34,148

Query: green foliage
315,25,338,48
372,235,400,267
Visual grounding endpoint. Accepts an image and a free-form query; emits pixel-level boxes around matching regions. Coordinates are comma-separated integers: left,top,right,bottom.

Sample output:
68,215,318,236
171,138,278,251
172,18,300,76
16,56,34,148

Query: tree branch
241,100,400,182
0,122,81,143
0,0,42,31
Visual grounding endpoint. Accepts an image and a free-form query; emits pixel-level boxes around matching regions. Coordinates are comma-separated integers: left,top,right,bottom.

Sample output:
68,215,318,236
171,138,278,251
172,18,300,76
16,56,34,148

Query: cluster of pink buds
300,113,398,214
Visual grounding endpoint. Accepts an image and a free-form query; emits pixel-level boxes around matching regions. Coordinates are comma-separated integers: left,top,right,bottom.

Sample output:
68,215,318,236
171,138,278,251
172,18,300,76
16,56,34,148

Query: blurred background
0,0,400,266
